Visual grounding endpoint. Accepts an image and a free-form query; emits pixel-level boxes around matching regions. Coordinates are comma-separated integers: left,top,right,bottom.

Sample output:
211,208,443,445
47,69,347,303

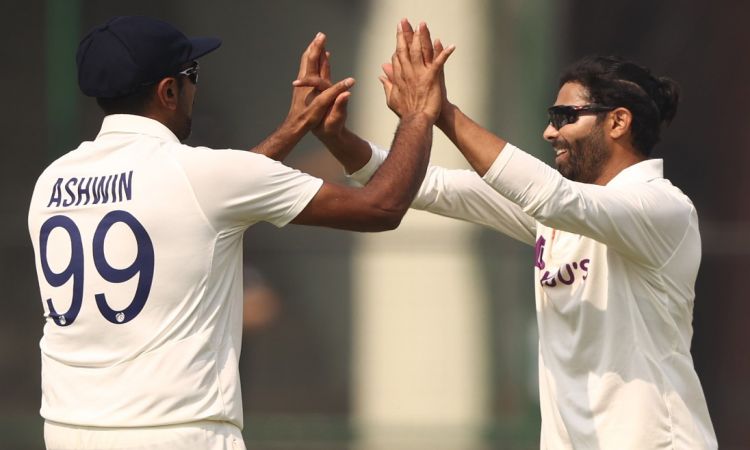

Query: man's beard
175,94,194,141
176,115,192,141
554,124,610,183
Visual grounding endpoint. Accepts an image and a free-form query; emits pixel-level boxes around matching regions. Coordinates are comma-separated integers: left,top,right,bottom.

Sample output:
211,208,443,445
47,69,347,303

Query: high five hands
251,32,353,161
286,32,354,133
380,19,455,122
292,19,455,133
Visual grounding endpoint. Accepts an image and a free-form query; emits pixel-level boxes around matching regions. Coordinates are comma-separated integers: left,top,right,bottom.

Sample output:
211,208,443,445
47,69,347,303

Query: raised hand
291,49,352,141
286,33,354,132
380,19,455,123
431,38,451,126
251,33,354,161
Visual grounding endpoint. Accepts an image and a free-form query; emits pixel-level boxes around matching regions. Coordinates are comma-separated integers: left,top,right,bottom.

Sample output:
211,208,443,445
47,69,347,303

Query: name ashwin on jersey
47,171,133,208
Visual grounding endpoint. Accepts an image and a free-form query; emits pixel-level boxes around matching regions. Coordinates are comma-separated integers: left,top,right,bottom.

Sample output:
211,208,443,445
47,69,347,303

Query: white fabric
28,115,323,431
353,142,537,245
44,420,245,450
352,142,717,449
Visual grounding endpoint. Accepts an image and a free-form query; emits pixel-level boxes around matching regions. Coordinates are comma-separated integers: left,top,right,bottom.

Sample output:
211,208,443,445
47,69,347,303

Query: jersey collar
97,114,181,143
606,159,664,187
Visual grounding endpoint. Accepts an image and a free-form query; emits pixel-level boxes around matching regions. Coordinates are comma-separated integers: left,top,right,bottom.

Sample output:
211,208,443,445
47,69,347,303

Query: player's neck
593,147,646,185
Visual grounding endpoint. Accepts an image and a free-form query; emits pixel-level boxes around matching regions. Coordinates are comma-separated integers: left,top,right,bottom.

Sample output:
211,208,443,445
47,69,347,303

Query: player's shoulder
32,141,96,188
647,176,695,209
175,144,273,159
41,140,95,166
171,145,303,196
173,144,288,172
633,177,698,226
611,159,693,207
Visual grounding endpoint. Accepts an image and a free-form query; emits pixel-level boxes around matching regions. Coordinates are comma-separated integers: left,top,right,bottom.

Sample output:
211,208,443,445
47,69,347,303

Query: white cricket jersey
352,143,717,449
28,114,323,428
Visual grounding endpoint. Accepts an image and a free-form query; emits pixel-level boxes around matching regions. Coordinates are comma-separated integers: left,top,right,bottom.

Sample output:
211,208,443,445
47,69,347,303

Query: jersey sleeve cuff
346,142,389,186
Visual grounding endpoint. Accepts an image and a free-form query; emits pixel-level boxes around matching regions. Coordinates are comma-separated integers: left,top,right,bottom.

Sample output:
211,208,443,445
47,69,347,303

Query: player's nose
543,122,558,143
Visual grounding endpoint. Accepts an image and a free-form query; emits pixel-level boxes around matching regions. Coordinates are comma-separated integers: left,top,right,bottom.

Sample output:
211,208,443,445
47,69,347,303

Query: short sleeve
175,147,323,231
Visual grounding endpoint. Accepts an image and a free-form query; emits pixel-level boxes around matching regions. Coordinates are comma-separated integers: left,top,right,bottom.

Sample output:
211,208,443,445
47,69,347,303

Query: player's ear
155,77,179,110
608,107,632,140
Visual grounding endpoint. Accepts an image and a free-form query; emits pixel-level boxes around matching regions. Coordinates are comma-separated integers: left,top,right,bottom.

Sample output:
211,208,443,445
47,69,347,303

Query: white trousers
44,420,246,450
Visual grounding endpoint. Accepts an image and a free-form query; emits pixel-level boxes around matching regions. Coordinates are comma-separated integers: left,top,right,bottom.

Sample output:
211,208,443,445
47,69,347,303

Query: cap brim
188,36,222,60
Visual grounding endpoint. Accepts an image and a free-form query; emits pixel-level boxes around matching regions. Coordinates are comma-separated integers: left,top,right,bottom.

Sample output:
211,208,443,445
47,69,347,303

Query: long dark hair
560,56,680,156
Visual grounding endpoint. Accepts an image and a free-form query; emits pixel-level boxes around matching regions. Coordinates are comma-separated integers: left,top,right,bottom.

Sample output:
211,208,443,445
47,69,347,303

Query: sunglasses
547,104,614,130
177,61,200,85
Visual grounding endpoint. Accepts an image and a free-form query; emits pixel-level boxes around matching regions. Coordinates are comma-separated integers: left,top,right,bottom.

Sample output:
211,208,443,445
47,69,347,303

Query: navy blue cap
76,16,222,98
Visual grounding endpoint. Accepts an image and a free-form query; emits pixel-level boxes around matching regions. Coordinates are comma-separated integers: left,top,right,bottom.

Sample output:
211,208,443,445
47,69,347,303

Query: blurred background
2,0,748,449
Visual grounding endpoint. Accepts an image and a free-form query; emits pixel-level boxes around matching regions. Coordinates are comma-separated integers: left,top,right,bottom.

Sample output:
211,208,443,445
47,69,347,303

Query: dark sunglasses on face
547,104,614,130
177,61,199,84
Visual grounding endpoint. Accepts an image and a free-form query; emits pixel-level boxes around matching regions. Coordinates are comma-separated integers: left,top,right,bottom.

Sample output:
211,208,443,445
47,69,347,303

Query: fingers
306,33,325,76
434,38,444,55
391,49,403,83
397,20,441,70
395,21,412,79
432,41,456,68
312,77,355,109
418,22,434,63
409,23,424,65
321,51,331,82
298,32,326,78
327,91,350,124
433,39,448,93
292,76,332,91
381,63,394,82
378,75,393,107
400,18,414,48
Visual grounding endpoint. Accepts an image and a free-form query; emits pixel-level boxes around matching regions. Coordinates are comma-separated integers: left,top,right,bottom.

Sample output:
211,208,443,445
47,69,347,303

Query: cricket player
28,16,452,450
304,18,718,450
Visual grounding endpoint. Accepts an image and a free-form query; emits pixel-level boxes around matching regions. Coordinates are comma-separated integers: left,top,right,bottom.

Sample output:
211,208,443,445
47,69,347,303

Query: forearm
317,127,373,174
249,119,307,161
362,112,433,215
437,103,507,176
289,114,433,232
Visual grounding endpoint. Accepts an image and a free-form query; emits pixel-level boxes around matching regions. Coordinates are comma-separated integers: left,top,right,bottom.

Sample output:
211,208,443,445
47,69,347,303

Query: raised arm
307,20,506,178
251,33,354,161
420,38,507,176
292,21,535,240
290,21,455,231
436,102,506,176
303,43,373,174
295,20,458,176
291,114,434,231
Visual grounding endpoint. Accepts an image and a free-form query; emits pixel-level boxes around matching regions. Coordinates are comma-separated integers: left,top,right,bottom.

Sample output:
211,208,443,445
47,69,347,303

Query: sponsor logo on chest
534,235,591,288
